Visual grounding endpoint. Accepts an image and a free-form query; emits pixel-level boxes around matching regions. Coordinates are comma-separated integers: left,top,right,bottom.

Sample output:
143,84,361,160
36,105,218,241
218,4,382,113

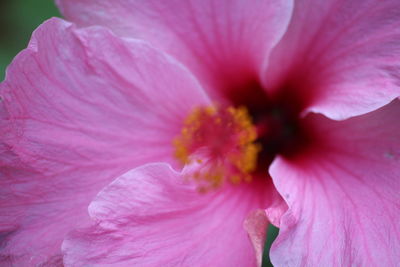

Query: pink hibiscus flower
1,0,400,266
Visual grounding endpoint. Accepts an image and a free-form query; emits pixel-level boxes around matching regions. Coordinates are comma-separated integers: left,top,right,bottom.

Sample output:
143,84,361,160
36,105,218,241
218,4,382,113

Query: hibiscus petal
55,0,293,98
62,163,274,266
244,210,269,267
269,100,400,266
0,18,209,265
267,0,400,119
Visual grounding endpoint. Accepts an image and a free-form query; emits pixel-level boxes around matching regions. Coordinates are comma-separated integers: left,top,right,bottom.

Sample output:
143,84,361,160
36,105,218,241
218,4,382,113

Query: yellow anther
173,105,260,190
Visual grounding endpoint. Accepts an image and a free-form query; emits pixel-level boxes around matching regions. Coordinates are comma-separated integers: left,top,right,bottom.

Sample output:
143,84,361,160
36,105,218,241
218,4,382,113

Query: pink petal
269,100,400,266
0,18,209,265
266,0,400,119
56,0,293,98
244,210,269,267
62,163,276,266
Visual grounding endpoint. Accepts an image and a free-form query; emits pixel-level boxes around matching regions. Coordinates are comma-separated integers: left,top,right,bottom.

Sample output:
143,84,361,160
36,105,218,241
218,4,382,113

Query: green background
0,0,60,81
0,1,279,266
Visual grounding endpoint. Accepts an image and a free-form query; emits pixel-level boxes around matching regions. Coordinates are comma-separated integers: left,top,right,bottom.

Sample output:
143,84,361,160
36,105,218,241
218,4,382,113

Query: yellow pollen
173,105,261,191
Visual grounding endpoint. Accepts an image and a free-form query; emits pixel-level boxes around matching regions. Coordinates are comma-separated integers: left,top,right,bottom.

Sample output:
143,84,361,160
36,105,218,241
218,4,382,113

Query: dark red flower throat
174,77,315,190
225,79,314,173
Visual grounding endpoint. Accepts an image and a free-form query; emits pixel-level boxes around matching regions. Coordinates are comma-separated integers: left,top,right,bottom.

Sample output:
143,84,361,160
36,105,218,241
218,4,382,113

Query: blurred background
0,0,60,81
0,1,278,266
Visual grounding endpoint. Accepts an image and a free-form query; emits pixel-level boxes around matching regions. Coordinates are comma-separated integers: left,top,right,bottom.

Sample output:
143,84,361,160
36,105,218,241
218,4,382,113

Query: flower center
174,105,261,191
225,80,313,170
174,81,314,191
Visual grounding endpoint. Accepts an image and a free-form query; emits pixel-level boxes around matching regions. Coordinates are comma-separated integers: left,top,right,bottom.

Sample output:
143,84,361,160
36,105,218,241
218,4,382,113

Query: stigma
174,105,261,191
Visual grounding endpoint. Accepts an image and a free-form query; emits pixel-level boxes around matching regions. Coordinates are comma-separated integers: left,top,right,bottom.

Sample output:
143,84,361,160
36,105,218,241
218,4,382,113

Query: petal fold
63,163,274,266
270,100,400,266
